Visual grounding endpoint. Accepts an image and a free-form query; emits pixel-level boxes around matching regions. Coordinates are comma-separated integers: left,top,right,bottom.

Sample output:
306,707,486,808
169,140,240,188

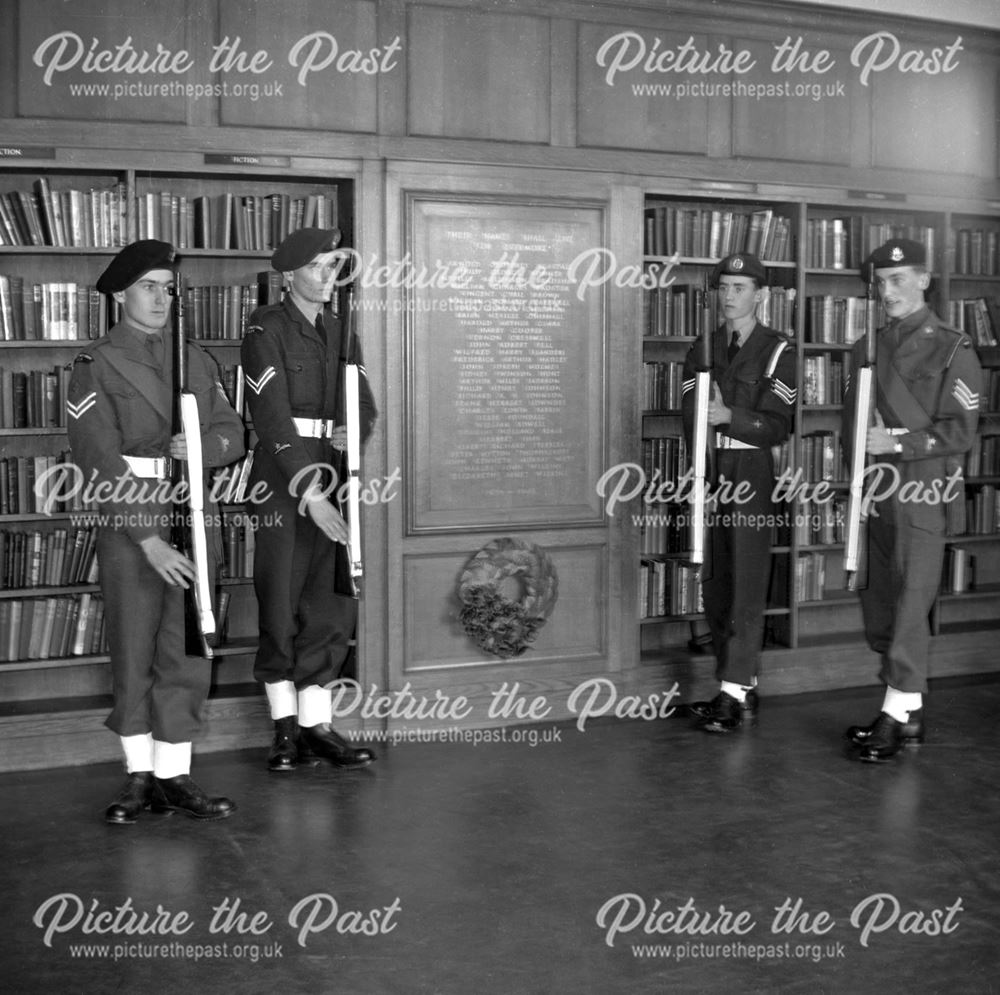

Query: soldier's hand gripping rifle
844,262,878,591
688,282,714,568
172,273,216,656
340,285,363,596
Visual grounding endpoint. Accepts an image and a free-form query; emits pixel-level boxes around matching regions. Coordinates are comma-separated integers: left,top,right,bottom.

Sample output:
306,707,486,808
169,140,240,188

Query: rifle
843,262,878,591
172,273,216,656
688,280,714,568
340,285,363,596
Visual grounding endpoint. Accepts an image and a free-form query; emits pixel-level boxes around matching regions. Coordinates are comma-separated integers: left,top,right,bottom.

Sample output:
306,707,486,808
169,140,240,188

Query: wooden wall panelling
575,20,712,154
406,4,551,142
216,0,380,131
732,34,856,165
16,0,193,123
870,49,998,178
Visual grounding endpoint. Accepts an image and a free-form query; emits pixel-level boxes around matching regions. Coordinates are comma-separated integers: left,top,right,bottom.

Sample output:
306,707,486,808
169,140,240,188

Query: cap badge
731,257,744,270
890,247,904,261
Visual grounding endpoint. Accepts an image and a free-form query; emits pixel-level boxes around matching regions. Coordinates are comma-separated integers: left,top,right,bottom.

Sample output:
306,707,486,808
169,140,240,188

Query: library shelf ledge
0,339,102,349
0,246,121,256
0,653,109,672
0,584,100,600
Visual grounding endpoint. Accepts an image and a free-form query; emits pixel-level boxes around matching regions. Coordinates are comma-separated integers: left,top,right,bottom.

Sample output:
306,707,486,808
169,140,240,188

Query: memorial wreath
457,537,559,659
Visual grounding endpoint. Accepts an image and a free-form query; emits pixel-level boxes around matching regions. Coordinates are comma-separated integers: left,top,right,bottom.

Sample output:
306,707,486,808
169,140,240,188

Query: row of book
804,218,936,271
0,593,108,663
798,431,844,483
947,298,999,347
0,454,95,516
641,436,688,484
954,229,1000,277
795,497,847,547
221,516,256,579
0,179,127,249
802,355,849,406
642,282,795,337
942,546,977,594
136,190,340,252
967,433,1000,477
794,551,828,603
639,558,703,619
0,276,114,341
805,295,883,344
1,527,99,590
644,205,793,262
0,366,69,429
641,362,684,411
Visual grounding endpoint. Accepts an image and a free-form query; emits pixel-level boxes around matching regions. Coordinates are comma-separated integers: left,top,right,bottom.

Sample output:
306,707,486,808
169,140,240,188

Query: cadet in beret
66,240,245,822
843,238,981,762
241,228,378,772
682,252,797,733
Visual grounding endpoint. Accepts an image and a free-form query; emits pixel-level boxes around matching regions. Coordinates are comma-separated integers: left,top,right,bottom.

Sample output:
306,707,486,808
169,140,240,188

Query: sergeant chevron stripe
246,366,276,395
67,392,97,419
952,378,980,412
681,378,695,395
770,379,797,405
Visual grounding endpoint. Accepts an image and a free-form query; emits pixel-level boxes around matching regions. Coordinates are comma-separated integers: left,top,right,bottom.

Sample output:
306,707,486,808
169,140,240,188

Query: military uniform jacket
66,321,246,547
842,305,981,533
240,297,377,501
682,321,797,453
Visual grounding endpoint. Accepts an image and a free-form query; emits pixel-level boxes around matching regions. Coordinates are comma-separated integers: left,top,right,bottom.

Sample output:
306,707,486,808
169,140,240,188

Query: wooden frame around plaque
403,192,608,534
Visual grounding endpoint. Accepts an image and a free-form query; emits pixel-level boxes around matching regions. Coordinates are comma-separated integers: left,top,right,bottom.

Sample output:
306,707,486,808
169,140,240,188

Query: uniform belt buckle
320,418,335,439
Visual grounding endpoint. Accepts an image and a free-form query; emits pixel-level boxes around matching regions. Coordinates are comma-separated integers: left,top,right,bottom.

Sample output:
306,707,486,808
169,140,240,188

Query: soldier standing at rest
241,228,377,773
682,252,797,734
843,239,981,762
67,240,245,824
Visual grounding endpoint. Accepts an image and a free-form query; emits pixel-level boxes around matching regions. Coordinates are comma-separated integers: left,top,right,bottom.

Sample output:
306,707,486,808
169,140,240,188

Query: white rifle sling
690,370,712,566
345,364,363,584
843,368,873,579
180,391,216,639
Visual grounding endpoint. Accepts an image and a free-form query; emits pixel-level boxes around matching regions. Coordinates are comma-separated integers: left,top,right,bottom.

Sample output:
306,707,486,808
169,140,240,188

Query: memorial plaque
405,195,606,532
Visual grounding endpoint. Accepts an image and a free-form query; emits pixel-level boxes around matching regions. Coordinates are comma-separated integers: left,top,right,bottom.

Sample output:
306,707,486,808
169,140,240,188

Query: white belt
716,434,759,450
123,455,173,479
293,417,337,439
886,427,908,436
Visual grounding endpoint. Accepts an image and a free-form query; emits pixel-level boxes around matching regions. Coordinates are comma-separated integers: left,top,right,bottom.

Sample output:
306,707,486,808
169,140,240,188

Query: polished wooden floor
3,676,999,994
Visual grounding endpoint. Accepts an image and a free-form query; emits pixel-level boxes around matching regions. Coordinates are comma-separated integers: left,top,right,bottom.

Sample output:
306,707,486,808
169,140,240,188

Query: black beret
96,240,175,294
711,252,766,287
271,227,342,271
861,238,928,279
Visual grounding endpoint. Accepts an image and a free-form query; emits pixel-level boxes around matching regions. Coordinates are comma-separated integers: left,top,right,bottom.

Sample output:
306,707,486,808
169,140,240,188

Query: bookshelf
0,155,354,734
639,192,1000,661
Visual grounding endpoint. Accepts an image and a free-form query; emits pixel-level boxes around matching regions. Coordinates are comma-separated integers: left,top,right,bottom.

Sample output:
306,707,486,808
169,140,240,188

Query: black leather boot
847,708,924,747
151,775,236,820
850,712,924,763
268,716,300,772
298,723,375,768
104,771,155,825
689,689,759,723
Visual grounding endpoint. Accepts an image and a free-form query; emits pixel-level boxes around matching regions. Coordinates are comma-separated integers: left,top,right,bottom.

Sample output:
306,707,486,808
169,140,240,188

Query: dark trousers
97,529,210,742
859,508,945,694
703,450,775,687
252,493,357,690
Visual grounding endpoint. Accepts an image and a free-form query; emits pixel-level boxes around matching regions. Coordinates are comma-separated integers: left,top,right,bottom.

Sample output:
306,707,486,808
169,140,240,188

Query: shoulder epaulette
72,352,94,364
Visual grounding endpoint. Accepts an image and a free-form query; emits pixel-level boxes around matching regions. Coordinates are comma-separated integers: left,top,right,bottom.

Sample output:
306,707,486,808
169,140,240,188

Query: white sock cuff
265,680,298,720
298,685,332,728
720,681,749,703
153,740,192,779
882,687,923,723
120,733,154,773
